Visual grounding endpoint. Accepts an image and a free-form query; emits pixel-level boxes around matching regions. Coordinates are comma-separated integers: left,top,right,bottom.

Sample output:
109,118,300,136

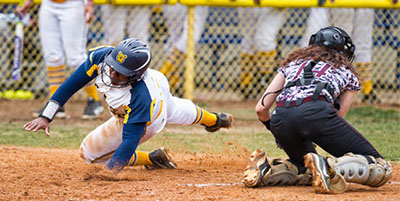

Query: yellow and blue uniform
50,46,152,170
45,46,224,172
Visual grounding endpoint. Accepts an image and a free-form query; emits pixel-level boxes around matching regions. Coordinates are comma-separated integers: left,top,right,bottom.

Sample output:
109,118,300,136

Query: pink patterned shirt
276,60,360,103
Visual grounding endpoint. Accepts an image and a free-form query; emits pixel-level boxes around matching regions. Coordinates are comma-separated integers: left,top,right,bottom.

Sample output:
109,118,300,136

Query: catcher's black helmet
309,26,355,61
104,38,151,86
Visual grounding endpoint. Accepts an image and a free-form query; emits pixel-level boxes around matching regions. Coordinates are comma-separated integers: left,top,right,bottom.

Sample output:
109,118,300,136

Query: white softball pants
39,0,88,67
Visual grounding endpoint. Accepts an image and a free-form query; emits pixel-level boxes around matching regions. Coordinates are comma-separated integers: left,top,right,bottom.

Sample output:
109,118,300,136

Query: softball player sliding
243,27,391,193
17,0,103,119
24,38,233,173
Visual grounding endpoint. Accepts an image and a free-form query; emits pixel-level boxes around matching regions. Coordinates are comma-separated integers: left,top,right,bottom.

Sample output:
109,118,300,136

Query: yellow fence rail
0,0,399,8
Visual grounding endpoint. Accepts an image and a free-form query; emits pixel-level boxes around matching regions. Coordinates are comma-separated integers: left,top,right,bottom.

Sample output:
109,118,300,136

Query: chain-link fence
0,3,399,105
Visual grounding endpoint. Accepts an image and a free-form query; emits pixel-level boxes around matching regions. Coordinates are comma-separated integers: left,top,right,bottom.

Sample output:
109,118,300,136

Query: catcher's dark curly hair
280,45,359,79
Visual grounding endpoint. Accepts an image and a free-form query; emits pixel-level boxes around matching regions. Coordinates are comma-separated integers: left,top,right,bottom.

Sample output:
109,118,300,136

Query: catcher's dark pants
270,99,382,172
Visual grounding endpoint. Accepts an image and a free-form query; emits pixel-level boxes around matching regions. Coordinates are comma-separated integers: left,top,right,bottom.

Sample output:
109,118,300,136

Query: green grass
345,107,400,161
0,124,90,149
1,106,399,161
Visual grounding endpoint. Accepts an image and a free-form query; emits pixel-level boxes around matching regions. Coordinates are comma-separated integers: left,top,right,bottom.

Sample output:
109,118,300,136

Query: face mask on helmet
309,26,356,62
102,38,152,88
100,63,138,88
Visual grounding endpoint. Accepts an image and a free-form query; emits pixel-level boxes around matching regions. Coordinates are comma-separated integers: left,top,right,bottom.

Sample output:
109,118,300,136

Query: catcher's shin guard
145,147,177,170
304,153,347,194
328,153,392,187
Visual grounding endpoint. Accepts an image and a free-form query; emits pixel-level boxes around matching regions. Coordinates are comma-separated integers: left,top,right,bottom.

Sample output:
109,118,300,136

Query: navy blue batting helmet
105,38,151,81
309,26,355,61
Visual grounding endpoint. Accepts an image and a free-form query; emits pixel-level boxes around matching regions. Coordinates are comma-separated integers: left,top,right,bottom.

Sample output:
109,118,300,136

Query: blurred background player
159,4,209,96
23,38,233,174
101,5,151,46
17,0,103,119
238,7,285,99
300,6,375,102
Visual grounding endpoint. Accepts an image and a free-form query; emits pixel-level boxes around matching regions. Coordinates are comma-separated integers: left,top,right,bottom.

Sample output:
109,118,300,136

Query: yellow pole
184,6,195,100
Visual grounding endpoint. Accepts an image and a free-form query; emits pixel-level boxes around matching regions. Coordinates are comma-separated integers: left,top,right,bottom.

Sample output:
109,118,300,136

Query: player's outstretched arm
24,117,51,136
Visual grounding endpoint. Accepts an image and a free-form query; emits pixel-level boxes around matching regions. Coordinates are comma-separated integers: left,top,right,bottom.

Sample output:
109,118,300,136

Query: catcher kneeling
243,26,392,193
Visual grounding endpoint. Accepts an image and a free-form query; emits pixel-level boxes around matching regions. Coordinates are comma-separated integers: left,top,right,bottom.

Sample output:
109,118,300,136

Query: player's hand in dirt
16,0,33,16
24,117,51,136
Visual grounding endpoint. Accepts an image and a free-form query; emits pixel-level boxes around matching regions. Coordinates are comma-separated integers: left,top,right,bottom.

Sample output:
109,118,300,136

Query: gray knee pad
329,153,392,187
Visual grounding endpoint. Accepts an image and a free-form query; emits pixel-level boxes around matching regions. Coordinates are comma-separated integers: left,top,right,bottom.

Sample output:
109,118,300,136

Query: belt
51,0,67,3
276,96,328,107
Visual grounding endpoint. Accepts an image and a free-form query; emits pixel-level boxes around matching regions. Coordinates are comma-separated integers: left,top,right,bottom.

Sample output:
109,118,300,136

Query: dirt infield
0,146,398,201
0,99,399,200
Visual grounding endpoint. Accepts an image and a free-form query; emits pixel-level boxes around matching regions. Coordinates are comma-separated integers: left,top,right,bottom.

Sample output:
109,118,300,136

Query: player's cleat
82,98,104,120
145,147,177,170
243,149,271,187
203,112,233,132
32,106,70,119
304,153,336,194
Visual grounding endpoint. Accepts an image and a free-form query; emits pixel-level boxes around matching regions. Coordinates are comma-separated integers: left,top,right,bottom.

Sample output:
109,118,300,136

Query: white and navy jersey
95,67,169,139
51,45,168,138
277,60,361,102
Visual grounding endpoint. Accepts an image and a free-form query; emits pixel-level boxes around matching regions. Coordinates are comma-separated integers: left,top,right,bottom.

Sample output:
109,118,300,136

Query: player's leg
353,9,374,102
270,101,347,193
255,8,284,94
174,6,208,54
160,6,208,96
165,94,233,132
60,1,103,119
300,7,330,47
126,6,151,44
34,1,68,118
331,8,355,34
243,105,316,188
238,7,257,99
159,4,188,93
156,69,232,131
163,4,186,52
304,152,391,194
333,8,375,102
303,101,391,193
79,116,176,169
243,149,313,187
